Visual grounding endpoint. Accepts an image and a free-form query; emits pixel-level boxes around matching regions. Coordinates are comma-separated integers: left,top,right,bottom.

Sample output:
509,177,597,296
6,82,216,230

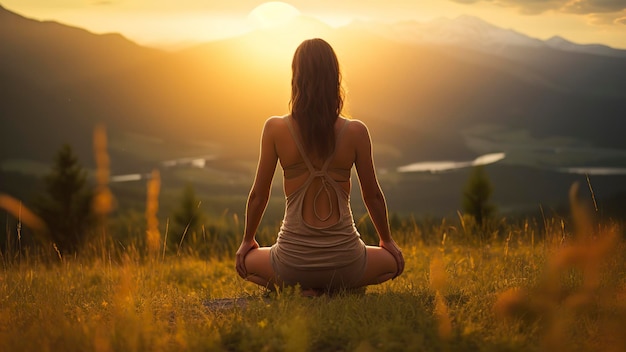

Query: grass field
1,206,625,352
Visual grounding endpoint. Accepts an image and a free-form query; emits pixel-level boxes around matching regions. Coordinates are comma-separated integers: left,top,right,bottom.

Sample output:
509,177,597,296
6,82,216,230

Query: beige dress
269,116,367,290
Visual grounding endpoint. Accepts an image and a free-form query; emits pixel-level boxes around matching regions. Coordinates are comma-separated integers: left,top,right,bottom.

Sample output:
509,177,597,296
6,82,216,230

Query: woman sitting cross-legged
235,38,404,295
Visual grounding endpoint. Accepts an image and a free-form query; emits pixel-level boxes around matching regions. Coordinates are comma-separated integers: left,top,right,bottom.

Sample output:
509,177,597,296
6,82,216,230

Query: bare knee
356,246,399,287
242,248,278,288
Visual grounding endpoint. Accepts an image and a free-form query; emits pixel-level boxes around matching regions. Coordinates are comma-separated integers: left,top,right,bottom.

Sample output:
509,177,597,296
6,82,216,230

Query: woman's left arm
235,118,279,278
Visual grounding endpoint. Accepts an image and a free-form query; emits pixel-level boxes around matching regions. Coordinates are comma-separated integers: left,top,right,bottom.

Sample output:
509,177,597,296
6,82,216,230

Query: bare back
273,115,353,227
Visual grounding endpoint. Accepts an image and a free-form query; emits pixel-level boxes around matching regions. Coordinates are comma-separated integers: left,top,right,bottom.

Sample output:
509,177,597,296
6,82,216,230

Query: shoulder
342,118,370,138
262,115,289,133
264,115,288,127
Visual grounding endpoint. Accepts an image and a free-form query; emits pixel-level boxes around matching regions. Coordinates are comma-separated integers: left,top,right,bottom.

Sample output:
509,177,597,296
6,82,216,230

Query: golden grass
0,212,624,351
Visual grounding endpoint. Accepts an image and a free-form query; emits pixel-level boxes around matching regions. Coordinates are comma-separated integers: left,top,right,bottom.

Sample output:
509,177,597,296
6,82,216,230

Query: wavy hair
289,38,344,160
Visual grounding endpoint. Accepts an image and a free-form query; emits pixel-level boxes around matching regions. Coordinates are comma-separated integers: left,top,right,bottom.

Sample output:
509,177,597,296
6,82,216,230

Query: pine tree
462,165,495,227
34,144,94,253
170,183,204,251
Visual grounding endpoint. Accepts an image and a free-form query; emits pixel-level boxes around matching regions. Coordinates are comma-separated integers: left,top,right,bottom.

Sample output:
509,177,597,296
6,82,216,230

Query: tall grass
1,196,624,351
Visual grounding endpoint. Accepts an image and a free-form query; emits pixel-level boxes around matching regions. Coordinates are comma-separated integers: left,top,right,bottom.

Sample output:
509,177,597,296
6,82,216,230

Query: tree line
1,143,496,256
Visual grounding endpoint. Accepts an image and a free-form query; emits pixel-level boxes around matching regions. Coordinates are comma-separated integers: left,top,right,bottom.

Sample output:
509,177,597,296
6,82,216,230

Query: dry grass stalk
429,251,452,340
92,124,114,217
146,169,161,258
0,194,47,236
493,182,623,351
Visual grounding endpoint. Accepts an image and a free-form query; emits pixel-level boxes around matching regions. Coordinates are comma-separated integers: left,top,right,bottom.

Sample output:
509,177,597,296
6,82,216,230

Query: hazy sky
3,0,626,49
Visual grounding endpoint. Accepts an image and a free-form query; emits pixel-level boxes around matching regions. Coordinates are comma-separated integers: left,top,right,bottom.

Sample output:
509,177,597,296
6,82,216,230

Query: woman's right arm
353,120,404,276
235,118,279,278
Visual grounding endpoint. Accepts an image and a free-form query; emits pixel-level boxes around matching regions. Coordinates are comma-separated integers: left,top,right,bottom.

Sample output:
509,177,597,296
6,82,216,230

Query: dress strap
321,118,349,172
287,116,349,223
285,115,315,172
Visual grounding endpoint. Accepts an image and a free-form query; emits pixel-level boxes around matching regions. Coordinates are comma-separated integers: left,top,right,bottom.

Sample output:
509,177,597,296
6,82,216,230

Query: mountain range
351,15,626,58
1,4,626,218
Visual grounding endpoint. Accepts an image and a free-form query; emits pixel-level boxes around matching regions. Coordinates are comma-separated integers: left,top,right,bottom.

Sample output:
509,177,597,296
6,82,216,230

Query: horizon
2,1,626,50
2,1,626,221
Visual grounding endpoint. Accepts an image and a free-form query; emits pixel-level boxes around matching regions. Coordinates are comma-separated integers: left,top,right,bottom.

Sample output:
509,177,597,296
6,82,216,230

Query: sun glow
248,2,301,28
242,1,325,66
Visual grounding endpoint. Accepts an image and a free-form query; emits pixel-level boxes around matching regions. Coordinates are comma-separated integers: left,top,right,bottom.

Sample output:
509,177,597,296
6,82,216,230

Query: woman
235,38,404,294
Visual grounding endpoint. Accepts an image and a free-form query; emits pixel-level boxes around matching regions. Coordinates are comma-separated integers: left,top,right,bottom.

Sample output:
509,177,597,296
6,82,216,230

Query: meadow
1,189,625,352
3,4,626,350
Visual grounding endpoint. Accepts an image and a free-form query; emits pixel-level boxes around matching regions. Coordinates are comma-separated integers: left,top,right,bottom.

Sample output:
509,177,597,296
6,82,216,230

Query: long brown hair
289,38,344,160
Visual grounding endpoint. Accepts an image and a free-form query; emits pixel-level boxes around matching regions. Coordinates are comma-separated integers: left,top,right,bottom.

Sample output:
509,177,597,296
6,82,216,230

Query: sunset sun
248,2,301,28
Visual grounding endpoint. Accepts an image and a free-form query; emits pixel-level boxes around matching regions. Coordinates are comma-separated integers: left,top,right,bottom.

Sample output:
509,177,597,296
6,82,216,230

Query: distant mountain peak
450,14,498,29
347,15,543,49
545,34,626,57
345,15,625,58
546,35,569,43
